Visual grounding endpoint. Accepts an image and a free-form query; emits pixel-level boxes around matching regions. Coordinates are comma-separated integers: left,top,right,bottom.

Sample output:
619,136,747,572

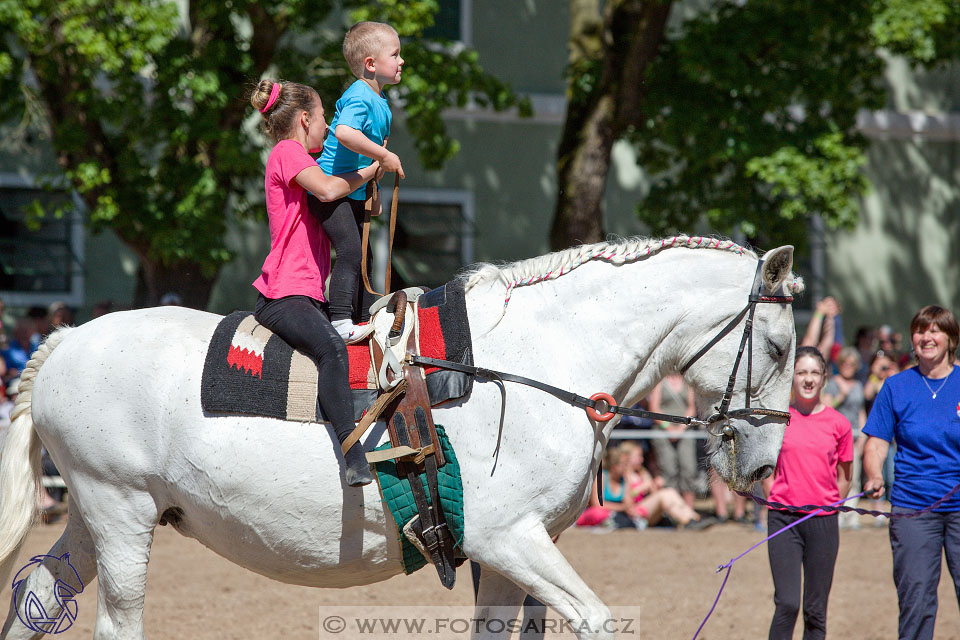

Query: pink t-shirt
768,406,853,515
253,139,330,301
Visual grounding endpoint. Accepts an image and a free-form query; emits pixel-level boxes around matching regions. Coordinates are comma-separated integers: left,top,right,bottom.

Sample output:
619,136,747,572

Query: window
0,174,85,307
422,0,471,45
376,188,474,291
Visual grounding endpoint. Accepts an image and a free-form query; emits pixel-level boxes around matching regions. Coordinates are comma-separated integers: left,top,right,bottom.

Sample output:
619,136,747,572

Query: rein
361,172,400,296
409,258,795,439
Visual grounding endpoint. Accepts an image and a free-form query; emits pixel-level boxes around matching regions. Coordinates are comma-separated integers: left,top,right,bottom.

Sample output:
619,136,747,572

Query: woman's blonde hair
249,79,320,142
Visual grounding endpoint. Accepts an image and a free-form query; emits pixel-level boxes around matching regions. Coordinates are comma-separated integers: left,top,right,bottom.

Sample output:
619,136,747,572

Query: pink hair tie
259,83,280,113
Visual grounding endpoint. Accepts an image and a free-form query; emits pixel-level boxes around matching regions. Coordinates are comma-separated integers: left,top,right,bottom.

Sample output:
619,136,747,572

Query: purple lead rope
691,482,960,640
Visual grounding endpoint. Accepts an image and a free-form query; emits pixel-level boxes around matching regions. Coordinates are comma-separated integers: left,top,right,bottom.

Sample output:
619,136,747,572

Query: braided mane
462,235,766,308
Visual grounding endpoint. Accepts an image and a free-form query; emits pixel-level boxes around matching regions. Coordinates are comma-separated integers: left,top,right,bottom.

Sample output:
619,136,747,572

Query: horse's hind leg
470,523,612,640
2,498,97,640
472,567,532,639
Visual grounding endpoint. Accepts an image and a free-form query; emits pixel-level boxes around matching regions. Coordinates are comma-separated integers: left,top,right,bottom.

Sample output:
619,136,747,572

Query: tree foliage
553,0,960,252
0,0,525,306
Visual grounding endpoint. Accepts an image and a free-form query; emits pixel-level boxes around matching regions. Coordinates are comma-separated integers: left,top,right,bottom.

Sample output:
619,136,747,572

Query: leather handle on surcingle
361,170,400,297
386,290,407,342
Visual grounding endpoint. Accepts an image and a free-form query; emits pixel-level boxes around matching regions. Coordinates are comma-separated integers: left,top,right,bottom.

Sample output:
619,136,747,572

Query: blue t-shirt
1,339,35,375
317,80,391,200
863,365,960,511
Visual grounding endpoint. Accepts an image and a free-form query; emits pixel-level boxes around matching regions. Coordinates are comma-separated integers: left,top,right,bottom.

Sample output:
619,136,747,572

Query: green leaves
871,0,960,61
746,133,868,228
2,0,524,297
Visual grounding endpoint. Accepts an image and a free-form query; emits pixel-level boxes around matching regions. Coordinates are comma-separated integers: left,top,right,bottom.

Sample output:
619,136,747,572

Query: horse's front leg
71,484,159,640
468,521,612,640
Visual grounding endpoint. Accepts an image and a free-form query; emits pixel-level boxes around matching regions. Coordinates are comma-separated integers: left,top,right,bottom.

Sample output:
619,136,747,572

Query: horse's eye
767,339,784,359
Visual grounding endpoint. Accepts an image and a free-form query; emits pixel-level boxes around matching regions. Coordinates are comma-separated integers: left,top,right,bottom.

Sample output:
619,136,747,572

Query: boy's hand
379,150,405,178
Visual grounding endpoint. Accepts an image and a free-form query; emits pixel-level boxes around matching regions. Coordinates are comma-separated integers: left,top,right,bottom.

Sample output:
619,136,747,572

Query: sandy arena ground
2,512,959,639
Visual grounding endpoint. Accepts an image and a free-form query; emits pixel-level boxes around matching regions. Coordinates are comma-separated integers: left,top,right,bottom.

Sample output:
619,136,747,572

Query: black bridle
675,257,795,435
408,258,795,441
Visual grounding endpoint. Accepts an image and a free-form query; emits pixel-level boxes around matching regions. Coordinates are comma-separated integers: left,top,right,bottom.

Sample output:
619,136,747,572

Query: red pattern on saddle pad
417,306,445,374
346,342,372,389
343,306,449,389
227,345,263,378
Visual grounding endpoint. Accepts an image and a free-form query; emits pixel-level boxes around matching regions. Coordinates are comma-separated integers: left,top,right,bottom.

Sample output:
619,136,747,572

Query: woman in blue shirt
863,305,960,640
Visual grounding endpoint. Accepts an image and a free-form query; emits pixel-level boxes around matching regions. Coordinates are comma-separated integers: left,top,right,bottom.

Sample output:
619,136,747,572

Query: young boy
314,21,405,343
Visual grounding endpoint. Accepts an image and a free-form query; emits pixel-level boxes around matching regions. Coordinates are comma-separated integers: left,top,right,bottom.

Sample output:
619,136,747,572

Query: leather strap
361,172,400,296
340,379,407,457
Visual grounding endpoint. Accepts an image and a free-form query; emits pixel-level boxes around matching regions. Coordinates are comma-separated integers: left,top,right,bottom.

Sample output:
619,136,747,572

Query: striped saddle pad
199,281,473,422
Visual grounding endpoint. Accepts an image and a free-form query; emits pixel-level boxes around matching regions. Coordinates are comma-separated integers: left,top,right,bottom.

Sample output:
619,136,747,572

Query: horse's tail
0,328,72,585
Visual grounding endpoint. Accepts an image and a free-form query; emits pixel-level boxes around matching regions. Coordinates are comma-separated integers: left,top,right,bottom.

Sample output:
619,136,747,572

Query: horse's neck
464,250,754,405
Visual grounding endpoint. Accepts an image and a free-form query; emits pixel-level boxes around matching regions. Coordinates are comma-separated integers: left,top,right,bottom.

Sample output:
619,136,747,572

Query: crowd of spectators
0,295,184,524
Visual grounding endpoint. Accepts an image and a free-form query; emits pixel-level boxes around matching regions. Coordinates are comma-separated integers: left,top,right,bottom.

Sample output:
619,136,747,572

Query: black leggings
307,195,376,322
253,294,354,444
767,510,839,640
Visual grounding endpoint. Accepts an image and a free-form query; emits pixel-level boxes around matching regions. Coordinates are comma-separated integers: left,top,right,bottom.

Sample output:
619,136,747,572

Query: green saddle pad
373,425,464,574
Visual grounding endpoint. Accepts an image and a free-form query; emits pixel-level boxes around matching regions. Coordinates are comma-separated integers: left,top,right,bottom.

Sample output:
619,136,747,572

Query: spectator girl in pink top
764,346,853,640
249,79,382,486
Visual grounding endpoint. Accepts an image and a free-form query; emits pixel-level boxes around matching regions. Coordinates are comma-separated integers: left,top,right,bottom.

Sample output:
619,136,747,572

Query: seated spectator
864,350,900,413
26,305,47,346
0,295,8,349
160,292,183,306
614,398,656,456
854,325,876,384
2,317,37,384
91,300,116,319
710,468,749,523
0,379,14,445
46,301,73,334
577,443,714,531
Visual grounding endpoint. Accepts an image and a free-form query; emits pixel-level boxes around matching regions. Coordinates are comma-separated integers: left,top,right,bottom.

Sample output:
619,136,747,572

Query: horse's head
682,245,801,491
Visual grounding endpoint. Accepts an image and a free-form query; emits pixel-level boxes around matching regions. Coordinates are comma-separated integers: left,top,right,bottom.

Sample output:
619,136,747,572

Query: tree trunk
550,0,673,251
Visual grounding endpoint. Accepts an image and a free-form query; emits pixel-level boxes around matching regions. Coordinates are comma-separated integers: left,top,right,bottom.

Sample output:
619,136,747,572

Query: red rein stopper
586,392,616,422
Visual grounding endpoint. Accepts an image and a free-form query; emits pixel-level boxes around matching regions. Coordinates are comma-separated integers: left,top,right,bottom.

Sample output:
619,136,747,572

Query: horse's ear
761,246,794,292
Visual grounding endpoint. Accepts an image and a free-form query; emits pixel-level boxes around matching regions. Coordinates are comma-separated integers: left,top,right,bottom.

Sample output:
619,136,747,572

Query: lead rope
691,481,960,639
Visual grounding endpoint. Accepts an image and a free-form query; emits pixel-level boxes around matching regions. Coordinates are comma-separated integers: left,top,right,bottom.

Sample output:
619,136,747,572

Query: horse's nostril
750,465,775,484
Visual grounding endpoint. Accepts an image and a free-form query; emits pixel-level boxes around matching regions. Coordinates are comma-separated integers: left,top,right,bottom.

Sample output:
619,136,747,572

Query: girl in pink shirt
764,346,853,639
250,79,381,486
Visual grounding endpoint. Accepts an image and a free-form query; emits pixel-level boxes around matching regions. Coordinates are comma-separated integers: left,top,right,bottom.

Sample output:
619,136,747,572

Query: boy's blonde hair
343,22,398,78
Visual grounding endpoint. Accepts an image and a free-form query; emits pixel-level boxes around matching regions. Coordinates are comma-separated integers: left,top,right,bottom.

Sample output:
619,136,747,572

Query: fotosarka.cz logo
11,553,84,634
318,605,642,639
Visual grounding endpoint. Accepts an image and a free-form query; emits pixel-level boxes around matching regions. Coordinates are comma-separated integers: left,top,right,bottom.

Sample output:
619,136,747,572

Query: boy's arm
335,125,405,178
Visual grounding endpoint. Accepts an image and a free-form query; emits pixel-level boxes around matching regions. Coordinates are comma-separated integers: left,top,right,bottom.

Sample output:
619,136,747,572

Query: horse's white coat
0,239,800,639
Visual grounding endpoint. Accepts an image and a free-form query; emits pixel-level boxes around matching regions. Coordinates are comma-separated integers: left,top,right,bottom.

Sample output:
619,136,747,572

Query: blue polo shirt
863,365,960,511
317,80,391,200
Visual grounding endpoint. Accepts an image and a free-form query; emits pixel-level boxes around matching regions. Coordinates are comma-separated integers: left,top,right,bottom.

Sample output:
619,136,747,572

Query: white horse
0,235,802,640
